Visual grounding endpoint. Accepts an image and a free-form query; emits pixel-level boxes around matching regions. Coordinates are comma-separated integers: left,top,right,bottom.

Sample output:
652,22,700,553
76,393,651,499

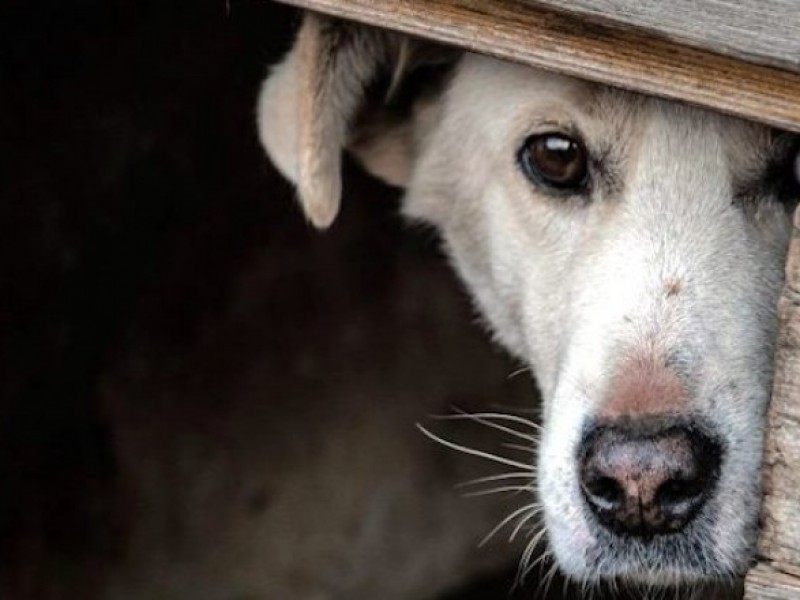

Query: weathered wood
522,0,800,74
744,208,800,599
275,0,800,133
745,564,800,600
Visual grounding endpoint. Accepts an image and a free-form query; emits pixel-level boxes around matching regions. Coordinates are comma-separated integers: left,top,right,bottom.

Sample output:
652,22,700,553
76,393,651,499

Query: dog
257,13,799,591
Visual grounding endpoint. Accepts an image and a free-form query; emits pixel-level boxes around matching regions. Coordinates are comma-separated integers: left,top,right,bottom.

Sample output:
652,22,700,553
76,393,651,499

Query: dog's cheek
536,391,597,565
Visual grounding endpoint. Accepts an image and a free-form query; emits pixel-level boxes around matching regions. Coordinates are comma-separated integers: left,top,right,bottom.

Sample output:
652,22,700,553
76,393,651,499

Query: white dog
257,13,799,590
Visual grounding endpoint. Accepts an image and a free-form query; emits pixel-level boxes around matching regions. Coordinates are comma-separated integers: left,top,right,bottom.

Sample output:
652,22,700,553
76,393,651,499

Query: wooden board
274,0,800,133
745,208,800,599
746,564,800,600
523,0,800,74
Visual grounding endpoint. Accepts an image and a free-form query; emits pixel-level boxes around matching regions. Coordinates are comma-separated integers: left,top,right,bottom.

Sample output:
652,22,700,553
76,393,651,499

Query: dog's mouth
580,516,725,584
546,492,746,586
543,499,739,588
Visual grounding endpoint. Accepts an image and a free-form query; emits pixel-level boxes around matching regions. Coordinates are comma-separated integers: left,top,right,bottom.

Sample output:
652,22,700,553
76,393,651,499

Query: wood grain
274,0,800,133
521,0,800,74
746,564,800,600
745,208,800,599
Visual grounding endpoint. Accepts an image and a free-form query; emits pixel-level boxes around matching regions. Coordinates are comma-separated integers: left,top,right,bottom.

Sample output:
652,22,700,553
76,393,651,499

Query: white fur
258,37,794,588
257,51,300,183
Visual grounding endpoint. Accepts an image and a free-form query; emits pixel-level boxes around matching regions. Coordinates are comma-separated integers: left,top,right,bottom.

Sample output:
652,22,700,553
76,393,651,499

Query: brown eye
794,148,800,185
768,137,800,208
519,133,589,191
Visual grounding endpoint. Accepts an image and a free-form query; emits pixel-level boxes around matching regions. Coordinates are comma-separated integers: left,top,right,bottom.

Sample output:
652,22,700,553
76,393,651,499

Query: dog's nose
578,419,721,537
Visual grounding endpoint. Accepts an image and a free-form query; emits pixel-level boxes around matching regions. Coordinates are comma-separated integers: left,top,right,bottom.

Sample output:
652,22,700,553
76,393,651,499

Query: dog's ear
256,13,458,229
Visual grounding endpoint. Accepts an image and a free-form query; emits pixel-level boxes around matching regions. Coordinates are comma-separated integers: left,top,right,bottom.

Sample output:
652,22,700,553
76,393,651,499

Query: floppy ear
256,12,457,229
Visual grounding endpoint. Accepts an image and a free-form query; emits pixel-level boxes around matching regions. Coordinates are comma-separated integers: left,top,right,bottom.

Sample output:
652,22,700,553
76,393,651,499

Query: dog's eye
769,139,800,209
786,147,800,208
519,133,589,192
794,148,800,186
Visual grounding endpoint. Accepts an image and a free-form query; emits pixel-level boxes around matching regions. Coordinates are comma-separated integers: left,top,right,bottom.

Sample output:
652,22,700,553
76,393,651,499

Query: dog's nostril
654,475,709,527
583,475,624,510
578,418,722,538
656,477,704,506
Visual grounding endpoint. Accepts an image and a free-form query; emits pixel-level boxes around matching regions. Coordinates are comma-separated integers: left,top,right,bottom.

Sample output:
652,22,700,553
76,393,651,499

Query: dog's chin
549,517,749,587
556,550,734,590
584,563,723,587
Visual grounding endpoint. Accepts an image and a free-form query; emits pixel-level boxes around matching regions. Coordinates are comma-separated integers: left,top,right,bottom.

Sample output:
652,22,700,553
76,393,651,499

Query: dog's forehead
454,54,772,167
631,96,774,175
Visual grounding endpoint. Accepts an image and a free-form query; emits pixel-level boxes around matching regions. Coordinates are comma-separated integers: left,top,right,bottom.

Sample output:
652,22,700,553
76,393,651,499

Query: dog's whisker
561,569,573,599
452,408,543,431
501,442,536,454
542,556,561,599
520,529,551,581
417,424,531,470
519,530,543,566
440,409,543,432
508,506,542,541
456,471,535,488
517,540,538,585
462,484,536,498
487,402,539,416
522,550,553,586
507,365,532,380
479,503,539,547
431,413,539,443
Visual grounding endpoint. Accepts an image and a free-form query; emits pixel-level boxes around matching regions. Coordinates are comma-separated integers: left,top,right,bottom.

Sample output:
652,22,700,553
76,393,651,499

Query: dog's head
257,15,799,585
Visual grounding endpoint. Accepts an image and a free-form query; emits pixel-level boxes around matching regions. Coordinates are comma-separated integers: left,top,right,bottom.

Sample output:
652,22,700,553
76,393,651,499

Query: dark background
0,1,636,598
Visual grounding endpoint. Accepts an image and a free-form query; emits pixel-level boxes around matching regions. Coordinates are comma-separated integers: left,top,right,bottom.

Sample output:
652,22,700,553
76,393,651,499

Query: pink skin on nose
600,356,687,419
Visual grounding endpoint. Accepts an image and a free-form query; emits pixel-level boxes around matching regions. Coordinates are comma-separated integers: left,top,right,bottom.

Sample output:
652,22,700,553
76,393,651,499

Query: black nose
578,418,722,537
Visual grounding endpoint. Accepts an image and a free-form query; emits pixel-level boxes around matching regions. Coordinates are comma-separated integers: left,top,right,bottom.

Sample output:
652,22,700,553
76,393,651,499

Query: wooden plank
746,564,800,600
744,209,800,599
274,0,800,133
522,0,800,74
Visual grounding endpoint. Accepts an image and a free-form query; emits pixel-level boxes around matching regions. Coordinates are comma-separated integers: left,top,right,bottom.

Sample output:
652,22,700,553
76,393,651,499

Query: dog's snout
579,420,721,537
